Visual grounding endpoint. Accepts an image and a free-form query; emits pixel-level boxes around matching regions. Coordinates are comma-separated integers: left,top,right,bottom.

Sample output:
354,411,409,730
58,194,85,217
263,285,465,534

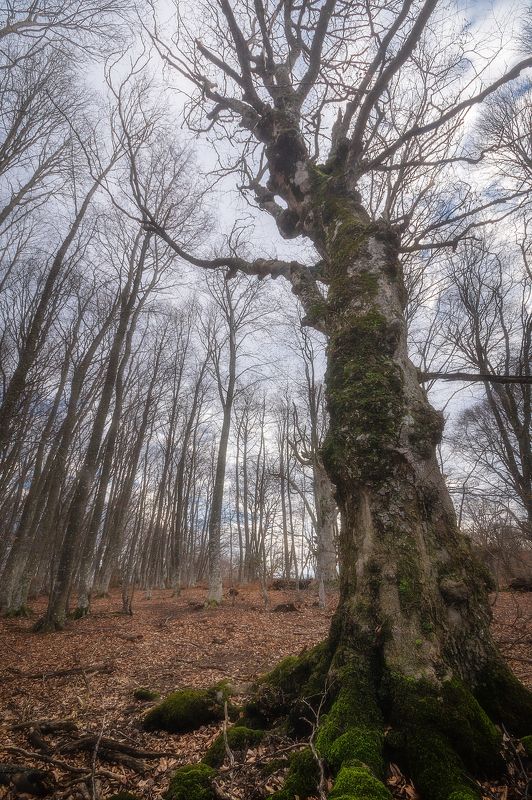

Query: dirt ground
0,586,530,799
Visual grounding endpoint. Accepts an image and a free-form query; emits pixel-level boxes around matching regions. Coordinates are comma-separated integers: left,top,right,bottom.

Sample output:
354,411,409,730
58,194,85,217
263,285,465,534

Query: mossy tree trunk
255,155,532,799
314,170,494,685
143,14,532,788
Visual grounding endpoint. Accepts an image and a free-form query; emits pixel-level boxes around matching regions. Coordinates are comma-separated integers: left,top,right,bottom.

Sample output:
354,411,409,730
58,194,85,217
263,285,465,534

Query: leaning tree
134,2,532,798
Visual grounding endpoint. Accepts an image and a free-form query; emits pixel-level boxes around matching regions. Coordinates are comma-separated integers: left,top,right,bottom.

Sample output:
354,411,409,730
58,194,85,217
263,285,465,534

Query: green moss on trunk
245,642,331,729
384,674,505,800
474,660,532,737
328,765,392,799
323,314,404,487
269,748,320,800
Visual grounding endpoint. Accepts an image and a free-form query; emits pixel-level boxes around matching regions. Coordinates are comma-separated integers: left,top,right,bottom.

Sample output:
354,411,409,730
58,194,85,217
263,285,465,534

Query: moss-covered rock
144,683,234,733
269,748,320,800
328,765,392,799
203,726,265,767
164,764,216,800
133,687,160,701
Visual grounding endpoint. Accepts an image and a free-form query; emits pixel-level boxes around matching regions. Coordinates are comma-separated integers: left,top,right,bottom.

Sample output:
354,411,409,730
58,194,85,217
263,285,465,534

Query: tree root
133,636,532,799
3,605,33,618
474,659,532,737
0,762,56,796
182,640,531,800
70,605,90,620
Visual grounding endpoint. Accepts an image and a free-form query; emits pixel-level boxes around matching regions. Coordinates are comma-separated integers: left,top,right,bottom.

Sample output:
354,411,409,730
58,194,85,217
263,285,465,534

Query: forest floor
0,586,530,800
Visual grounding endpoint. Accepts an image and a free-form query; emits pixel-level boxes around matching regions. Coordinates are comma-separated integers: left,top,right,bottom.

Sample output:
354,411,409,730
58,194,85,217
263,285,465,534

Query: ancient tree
139,2,532,797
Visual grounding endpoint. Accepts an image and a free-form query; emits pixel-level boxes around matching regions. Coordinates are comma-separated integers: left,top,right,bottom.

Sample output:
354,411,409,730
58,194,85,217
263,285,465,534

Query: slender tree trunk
34,234,150,630
206,289,237,604
0,167,112,454
207,399,233,603
75,281,157,616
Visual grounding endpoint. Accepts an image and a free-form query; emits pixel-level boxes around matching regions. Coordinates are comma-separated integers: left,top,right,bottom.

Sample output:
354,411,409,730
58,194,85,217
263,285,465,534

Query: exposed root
475,659,532,737
32,615,64,633
249,645,530,799
3,605,33,619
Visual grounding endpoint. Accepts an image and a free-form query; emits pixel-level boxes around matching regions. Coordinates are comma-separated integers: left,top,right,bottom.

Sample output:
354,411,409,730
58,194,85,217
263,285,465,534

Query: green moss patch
386,675,494,800
269,748,320,800
203,726,265,767
164,764,216,800
316,658,385,779
133,687,160,702
441,680,501,774
144,684,234,733
521,735,532,757
245,642,330,728
322,313,404,488
329,765,392,799
475,660,532,737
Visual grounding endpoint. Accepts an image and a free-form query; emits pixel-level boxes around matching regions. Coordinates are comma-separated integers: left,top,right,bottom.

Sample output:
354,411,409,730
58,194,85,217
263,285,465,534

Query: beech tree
139,2,532,797
289,321,338,586
443,237,531,540
202,271,265,603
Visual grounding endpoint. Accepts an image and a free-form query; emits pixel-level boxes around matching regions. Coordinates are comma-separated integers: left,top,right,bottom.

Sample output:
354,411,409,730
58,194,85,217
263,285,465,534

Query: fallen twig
58,734,174,759
12,719,78,733
3,662,115,682
91,718,106,800
2,746,120,779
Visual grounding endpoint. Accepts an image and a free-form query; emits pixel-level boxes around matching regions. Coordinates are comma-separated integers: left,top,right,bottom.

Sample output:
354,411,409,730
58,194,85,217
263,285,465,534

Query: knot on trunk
439,577,470,605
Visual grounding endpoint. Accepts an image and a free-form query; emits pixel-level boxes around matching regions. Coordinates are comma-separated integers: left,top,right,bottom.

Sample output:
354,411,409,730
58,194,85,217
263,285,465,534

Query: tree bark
312,458,337,585
206,283,238,605
244,157,532,799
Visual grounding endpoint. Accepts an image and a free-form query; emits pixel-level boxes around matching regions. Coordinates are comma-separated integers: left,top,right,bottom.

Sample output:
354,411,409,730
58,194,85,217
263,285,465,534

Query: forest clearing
0,586,530,800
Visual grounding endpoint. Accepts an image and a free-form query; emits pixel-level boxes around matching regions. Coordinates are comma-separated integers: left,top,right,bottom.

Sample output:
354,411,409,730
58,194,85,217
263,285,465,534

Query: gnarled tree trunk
261,162,532,799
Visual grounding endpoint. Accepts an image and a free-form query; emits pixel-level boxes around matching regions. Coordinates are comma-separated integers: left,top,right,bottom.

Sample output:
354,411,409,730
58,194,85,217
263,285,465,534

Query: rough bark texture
313,458,338,585
249,145,532,798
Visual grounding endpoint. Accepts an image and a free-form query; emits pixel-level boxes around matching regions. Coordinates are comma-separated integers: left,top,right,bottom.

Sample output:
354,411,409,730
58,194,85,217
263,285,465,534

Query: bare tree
202,271,264,604
441,237,531,540
289,322,338,586
137,1,532,792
